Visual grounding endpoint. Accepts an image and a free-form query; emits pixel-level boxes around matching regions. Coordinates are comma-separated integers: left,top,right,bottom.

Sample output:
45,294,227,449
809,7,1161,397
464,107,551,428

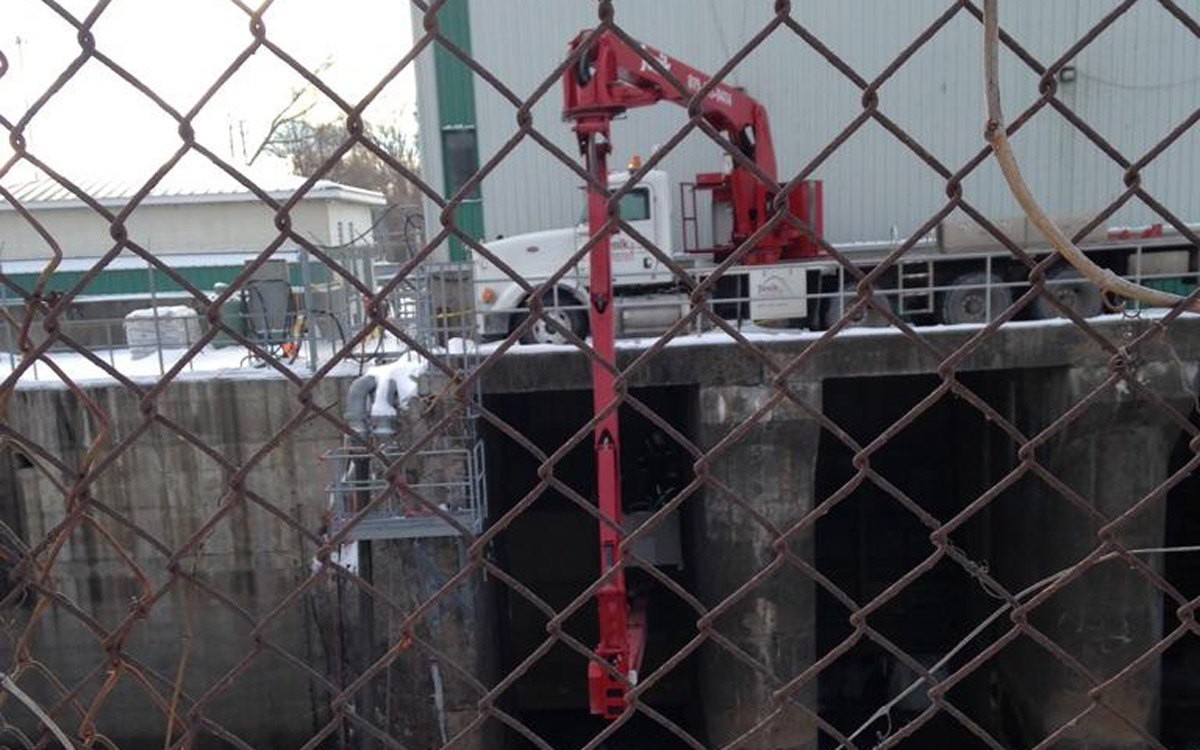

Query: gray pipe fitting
345,373,377,439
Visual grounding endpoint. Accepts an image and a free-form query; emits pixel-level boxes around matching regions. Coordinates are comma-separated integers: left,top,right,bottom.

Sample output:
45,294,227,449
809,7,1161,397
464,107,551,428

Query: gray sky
1,0,419,185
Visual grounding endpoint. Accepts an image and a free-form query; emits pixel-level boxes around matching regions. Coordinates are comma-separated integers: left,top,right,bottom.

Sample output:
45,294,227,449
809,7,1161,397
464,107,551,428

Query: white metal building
414,0,1200,255
0,167,385,297
0,171,384,260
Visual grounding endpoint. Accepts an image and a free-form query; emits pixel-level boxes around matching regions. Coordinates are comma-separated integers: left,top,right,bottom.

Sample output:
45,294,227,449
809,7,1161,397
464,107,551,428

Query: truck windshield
578,187,651,224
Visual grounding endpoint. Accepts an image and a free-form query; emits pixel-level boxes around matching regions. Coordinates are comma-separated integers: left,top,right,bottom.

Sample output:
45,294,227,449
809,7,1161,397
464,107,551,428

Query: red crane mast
560,29,823,719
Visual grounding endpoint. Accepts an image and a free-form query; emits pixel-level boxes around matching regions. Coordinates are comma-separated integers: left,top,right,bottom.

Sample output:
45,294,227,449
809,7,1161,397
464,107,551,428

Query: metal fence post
986,253,993,322
0,263,13,373
300,247,319,371
148,264,165,376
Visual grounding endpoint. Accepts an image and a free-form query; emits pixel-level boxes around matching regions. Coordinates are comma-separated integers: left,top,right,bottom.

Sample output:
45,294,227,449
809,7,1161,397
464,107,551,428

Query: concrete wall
0,376,351,748
0,199,375,261
0,316,1196,747
475,317,1200,747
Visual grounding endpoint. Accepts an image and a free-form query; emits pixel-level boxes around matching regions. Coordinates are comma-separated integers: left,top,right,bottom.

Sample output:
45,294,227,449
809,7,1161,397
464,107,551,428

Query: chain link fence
1,1,1200,749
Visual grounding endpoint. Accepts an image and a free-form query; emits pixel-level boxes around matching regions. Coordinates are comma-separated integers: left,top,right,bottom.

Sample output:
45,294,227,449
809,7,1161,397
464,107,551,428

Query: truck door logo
757,275,790,296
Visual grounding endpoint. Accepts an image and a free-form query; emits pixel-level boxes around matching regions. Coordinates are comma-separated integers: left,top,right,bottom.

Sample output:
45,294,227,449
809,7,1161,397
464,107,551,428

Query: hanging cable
982,0,1200,311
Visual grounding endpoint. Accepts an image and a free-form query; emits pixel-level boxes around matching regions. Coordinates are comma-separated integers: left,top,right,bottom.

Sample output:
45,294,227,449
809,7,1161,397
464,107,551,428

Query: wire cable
843,543,1200,748
1,671,74,749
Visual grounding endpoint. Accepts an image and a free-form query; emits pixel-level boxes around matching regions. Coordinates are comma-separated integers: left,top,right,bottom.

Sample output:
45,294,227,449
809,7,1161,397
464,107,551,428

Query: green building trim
0,264,317,301
433,0,483,262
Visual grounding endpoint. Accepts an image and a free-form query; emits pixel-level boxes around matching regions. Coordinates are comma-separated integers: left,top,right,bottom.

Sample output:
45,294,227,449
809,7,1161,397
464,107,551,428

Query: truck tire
517,289,588,345
939,271,1011,325
1032,267,1103,319
821,281,894,329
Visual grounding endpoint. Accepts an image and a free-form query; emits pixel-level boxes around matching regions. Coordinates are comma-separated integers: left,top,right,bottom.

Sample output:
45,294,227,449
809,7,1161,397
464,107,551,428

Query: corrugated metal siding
448,0,1198,245
413,3,449,259
0,198,353,260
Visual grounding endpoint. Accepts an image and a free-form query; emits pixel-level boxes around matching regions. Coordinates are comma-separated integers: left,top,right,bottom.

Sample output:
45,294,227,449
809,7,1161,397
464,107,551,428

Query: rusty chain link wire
1,0,1199,748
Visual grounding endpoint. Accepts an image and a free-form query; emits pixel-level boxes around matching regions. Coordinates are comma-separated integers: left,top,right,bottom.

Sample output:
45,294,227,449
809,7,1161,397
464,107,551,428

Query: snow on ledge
487,308,1191,355
367,353,426,418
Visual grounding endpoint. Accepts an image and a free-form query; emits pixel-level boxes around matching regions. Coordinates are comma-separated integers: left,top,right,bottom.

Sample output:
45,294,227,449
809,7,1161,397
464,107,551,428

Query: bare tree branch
247,57,334,165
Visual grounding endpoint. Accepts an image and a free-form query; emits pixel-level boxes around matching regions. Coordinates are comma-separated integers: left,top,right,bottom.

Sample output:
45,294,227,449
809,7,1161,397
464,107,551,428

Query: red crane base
588,597,647,718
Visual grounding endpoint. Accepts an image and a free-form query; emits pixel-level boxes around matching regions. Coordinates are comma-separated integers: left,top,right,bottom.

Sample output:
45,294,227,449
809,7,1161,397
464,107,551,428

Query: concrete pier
989,363,1193,748
693,383,820,749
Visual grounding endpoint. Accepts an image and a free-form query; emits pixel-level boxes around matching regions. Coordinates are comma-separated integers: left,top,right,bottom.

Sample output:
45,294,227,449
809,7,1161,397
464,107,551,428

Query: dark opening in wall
0,448,29,604
483,385,703,748
814,373,1012,749
1162,416,1200,747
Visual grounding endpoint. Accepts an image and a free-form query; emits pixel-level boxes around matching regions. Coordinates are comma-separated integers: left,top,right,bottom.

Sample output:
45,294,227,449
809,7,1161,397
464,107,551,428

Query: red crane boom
561,29,823,719
564,29,823,266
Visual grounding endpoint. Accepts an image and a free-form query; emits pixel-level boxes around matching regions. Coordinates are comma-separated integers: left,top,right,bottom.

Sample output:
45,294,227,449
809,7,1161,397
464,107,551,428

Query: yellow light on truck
480,287,497,304
628,154,642,171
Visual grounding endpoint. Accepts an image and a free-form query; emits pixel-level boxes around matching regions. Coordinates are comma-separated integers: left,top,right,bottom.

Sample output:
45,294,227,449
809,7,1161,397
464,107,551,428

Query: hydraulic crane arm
564,30,820,266
561,29,821,721
564,29,778,183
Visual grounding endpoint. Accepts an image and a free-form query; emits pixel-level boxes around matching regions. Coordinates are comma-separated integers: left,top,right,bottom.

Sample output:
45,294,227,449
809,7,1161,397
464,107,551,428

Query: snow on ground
0,341,362,390
442,337,477,354
0,324,429,390
3,308,1186,390
124,305,197,320
0,344,254,387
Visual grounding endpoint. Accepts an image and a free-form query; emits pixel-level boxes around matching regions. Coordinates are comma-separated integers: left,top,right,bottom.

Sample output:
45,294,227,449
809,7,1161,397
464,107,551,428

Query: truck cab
473,169,676,343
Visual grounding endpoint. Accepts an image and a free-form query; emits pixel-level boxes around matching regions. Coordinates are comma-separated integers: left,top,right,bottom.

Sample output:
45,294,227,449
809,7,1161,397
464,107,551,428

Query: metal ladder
898,260,935,315
678,182,700,253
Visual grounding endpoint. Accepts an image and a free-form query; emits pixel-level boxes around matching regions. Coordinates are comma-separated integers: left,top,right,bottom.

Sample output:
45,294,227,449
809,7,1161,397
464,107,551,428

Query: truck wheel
939,271,1011,325
517,289,588,345
1032,267,1103,319
822,282,894,329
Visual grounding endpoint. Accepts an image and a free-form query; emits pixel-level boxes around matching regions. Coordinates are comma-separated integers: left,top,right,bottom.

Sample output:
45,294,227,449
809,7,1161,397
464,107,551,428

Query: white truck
471,168,1198,344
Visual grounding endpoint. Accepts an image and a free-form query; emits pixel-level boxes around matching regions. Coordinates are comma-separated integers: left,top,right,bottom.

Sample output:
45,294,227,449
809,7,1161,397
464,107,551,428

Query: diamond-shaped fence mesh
1,0,1200,748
